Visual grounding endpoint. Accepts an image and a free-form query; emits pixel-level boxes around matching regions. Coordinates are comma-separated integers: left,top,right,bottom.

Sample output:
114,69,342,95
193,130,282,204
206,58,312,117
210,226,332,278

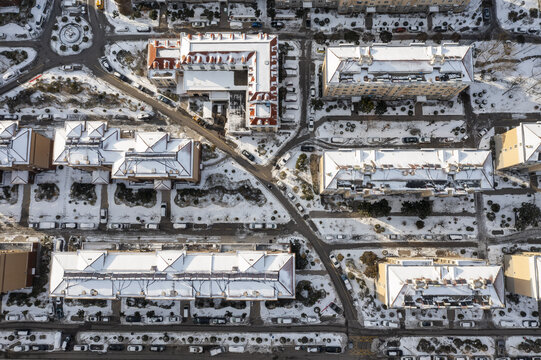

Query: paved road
1,0,541,353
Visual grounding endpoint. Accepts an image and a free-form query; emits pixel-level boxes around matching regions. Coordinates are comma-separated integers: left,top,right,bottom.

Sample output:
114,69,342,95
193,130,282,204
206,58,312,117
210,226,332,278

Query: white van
448,234,463,240
285,69,298,77
136,25,151,32
145,223,160,230
229,345,245,353
39,222,57,229
230,21,243,29
331,137,345,144
210,347,225,356
173,223,188,229
79,223,96,230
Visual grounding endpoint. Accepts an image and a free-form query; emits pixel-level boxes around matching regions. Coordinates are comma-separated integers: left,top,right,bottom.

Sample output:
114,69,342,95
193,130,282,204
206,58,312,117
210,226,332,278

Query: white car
73,345,88,351
329,254,340,268
408,25,421,32
310,87,316,97
296,203,305,213
459,321,475,328
308,117,314,132
137,112,152,120
515,27,527,33
99,209,107,224
523,320,539,328
127,345,143,352
287,192,296,201
478,127,488,137
13,345,30,352
38,114,53,120
189,346,204,353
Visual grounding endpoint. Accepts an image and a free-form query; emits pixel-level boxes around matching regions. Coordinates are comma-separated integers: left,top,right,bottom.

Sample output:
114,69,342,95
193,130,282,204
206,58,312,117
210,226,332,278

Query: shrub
415,220,425,229
358,97,374,113
516,202,541,231
358,199,391,217
149,9,158,20
401,200,432,219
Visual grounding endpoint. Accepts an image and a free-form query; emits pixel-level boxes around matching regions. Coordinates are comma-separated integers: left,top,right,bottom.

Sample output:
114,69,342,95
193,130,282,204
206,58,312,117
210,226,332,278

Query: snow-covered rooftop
53,121,199,184
50,250,295,301
321,148,494,196
325,43,474,86
148,33,279,129
0,121,31,168
381,258,505,309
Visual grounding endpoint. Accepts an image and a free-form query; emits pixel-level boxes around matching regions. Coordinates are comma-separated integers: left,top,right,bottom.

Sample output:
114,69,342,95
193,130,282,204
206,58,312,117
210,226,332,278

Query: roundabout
50,16,93,55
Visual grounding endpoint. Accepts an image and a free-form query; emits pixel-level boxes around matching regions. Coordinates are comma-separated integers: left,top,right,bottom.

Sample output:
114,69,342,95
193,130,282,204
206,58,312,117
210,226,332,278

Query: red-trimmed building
148,33,279,132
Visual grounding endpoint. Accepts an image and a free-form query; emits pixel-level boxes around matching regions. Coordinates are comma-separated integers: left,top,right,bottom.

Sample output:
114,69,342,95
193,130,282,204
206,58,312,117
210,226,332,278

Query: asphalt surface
1,0,541,358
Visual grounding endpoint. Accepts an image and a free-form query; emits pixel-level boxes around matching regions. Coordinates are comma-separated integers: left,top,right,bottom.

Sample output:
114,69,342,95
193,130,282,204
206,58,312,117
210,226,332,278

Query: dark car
125,315,141,323
271,21,284,29
241,150,255,161
108,344,124,351
113,71,131,84
251,22,262,28
402,137,419,144
89,344,105,351
300,145,315,152
433,25,448,32
193,316,211,325
99,57,113,72
329,302,343,315
305,19,311,28
393,27,406,33
483,8,491,20
137,84,154,96
325,346,342,353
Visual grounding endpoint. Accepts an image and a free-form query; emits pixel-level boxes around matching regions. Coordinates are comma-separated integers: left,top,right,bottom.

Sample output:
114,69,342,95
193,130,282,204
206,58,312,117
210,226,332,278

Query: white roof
49,250,295,301
383,259,505,308
325,43,473,86
0,121,32,168
516,123,541,164
321,148,494,195
53,122,196,181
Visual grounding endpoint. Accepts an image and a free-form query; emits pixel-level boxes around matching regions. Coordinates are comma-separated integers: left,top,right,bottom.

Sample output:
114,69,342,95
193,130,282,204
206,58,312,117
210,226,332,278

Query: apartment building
148,33,279,132
494,123,541,172
0,246,37,293
0,121,53,185
319,148,494,198
376,257,505,309
504,252,541,300
323,43,473,100
53,121,201,189
49,249,295,301
276,0,469,13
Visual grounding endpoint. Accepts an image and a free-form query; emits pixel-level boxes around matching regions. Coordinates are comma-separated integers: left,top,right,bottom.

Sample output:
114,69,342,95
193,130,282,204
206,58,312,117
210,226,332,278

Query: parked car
329,302,343,315
387,349,403,356
127,345,143,352
251,22,262,28
460,321,475,328
109,223,129,229
189,346,204,353
13,345,30,352
38,113,53,120
402,137,419,144
270,21,284,29
301,145,315,152
278,152,292,167
523,320,539,327
419,137,431,143
514,27,527,33
393,27,406,33
241,150,255,161
308,117,314,131
296,203,305,212
150,345,165,352
329,254,340,268
483,7,491,20
420,321,434,327
433,25,448,32
478,127,488,137
108,344,124,351
287,192,296,201
144,223,160,230
136,25,150,32
125,315,142,322
61,335,71,351
99,57,113,72
191,21,206,28
148,316,163,323
408,25,421,32
99,209,107,224
156,95,176,107
160,202,167,217
265,223,277,229
310,87,316,97
73,345,88,351
113,71,130,83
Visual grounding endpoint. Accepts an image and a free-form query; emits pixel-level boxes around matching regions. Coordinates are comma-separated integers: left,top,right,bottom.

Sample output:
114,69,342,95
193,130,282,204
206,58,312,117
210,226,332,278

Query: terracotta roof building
0,248,37,293
148,33,279,132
